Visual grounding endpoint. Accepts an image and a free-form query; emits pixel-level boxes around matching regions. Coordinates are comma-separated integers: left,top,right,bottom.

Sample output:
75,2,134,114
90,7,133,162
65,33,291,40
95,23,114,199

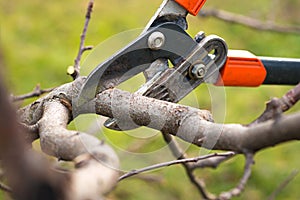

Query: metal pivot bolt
194,31,206,43
148,31,165,50
191,63,207,79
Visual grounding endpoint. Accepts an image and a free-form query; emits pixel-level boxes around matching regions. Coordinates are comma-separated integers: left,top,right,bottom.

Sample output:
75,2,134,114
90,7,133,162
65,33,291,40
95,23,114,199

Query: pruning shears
78,0,300,130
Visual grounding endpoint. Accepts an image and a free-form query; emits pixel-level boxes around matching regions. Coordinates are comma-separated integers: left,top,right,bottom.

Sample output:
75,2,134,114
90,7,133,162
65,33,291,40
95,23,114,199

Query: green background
1,0,300,199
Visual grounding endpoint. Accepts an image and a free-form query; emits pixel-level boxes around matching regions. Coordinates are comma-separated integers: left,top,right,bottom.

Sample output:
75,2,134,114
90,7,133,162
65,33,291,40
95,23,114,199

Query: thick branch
38,98,119,162
18,77,86,130
38,100,120,198
17,78,120,199
19,78,300,153
94,88,300,153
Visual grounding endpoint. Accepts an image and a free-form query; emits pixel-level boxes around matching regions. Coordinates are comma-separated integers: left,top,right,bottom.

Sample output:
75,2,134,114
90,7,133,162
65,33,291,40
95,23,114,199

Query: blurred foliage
1,0,300,199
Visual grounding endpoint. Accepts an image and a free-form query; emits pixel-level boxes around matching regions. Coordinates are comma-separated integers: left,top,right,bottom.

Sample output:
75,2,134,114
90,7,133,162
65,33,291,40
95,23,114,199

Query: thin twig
250,83,300,125
69,0,94,80
219,153,254,200
268,169,299,200
162,133,214,199
190,152,235,170
199,8,300,34
12,84,54,102
118,152,234,181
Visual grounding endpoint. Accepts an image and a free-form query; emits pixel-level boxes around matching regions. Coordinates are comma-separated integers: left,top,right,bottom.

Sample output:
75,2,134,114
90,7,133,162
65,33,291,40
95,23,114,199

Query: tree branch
38,100,120,197
17,78,120,199
12,84,54,102
190,152,235,170
18,77,300,199
19,79,300,155
199,8,300,34
161,133,214,199
219,153,254,199
94,88,300,153
69,0,94,80
19,123,39,143
118,152,234,181
250,83,300,125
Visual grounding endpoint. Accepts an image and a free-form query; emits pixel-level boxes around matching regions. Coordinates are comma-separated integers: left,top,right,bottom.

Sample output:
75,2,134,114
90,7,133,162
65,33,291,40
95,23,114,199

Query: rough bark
19,77,300,155
16,78,120,199
94,88,300,153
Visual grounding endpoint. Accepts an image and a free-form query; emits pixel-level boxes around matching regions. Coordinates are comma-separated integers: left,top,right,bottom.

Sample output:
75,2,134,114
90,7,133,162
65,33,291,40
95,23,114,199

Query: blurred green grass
1,0,300,199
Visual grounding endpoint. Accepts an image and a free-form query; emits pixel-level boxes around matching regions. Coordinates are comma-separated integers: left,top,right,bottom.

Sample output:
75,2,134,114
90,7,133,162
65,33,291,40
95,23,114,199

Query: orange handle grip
174,0,207,16
215,50,267,87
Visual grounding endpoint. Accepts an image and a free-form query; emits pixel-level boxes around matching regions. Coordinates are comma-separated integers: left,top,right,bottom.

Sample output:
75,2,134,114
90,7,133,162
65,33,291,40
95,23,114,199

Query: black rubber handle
260,57,300,85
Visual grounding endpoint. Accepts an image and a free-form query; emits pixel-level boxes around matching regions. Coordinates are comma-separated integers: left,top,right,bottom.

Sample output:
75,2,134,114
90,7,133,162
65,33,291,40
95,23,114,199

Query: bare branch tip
199,8,300,35
72,0,95,79
86,0,94,19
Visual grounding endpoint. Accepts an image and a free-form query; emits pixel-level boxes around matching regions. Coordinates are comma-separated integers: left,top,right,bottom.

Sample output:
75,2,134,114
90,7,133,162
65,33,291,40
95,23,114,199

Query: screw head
194,31,206,43
191,63,207,79
148,31,165,50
